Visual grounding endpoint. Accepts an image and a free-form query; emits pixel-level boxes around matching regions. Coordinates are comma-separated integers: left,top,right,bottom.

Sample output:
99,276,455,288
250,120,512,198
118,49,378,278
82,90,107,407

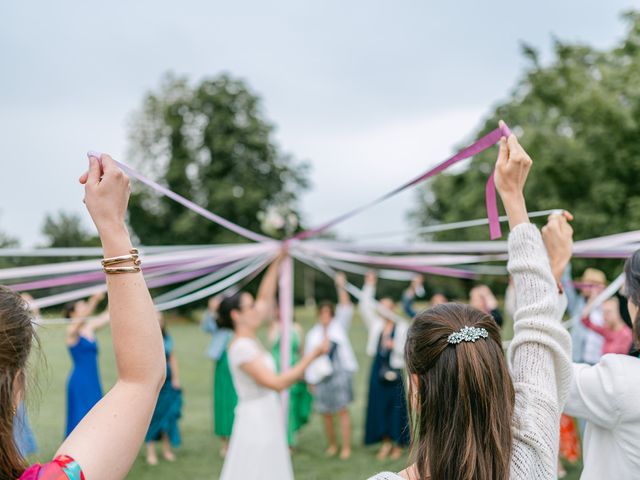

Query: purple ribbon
294,123,512,241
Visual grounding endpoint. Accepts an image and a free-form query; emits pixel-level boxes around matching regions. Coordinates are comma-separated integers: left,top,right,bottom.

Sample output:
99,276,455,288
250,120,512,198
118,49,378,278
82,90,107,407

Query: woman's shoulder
21,455,84,480
574,354,640,407
228,336,262,364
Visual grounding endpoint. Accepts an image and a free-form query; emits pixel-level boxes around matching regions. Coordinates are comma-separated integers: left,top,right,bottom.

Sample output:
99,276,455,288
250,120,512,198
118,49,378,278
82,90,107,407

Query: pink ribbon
294,122,513,241
278,255,293,424
486,122,512,239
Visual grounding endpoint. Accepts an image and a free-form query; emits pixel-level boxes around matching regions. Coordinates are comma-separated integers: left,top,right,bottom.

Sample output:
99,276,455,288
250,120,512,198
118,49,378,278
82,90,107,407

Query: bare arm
255,255,282,322
85,291,105,316
56,154,166,480
581,316,609,338
335,272,351,306
359,271,379,330
87,311,111,333
241,347,323,392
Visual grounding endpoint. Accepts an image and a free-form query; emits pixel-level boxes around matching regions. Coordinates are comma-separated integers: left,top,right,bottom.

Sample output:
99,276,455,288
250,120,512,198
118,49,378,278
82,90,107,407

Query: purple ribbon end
486,171,503,240
499,122,512,138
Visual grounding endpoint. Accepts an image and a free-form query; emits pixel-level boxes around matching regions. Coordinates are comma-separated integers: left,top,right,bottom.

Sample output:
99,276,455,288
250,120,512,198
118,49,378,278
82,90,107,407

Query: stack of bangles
101,248,142,274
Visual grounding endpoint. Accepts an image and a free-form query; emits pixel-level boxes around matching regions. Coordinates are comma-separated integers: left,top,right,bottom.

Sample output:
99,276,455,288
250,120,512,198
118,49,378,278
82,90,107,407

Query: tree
411,12,640,277
0,231,18,248
127,73,309,245
42,211,100,247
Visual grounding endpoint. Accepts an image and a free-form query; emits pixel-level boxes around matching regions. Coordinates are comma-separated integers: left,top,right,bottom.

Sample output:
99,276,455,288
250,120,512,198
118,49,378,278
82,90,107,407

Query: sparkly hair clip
447,326,489,345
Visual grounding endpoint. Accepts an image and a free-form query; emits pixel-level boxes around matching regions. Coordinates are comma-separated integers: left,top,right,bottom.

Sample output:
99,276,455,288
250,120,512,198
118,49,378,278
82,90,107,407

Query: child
581,297,633,355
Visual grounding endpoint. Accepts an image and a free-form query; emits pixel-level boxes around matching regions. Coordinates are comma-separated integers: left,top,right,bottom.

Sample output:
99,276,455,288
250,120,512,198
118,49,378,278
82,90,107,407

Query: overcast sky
1,1,637,246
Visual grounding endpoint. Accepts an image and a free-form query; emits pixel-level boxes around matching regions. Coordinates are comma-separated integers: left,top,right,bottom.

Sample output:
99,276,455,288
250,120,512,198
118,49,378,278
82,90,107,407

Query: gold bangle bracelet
103,266,142,275
102,249,141,267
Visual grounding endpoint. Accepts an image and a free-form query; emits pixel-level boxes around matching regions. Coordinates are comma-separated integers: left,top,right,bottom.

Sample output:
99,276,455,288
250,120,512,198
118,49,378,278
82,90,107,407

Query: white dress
220,337,293,480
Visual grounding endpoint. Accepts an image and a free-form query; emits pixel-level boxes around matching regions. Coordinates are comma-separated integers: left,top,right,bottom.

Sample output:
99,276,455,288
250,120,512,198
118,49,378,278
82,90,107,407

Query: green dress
214,347,238,437
272,327,313,446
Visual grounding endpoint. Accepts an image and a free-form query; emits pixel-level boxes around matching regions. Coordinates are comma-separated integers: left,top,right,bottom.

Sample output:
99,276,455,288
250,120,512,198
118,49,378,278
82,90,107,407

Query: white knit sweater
368,224,573,480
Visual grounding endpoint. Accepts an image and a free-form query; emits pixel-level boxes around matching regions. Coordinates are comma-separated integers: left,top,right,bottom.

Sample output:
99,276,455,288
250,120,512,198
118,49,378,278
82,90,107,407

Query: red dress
20,455,84,480
559,414,581,463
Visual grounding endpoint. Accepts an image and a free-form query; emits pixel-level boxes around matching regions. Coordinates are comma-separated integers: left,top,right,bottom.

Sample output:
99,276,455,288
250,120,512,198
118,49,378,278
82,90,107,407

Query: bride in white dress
218,255,328,480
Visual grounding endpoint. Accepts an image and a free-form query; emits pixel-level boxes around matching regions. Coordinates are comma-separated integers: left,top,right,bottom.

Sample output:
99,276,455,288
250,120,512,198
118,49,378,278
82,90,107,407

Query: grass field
24,307,581,479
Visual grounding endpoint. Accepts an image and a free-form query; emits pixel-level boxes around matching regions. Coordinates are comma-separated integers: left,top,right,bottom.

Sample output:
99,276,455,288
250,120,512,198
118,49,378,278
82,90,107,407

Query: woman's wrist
502,194,529,230
98,223,133,258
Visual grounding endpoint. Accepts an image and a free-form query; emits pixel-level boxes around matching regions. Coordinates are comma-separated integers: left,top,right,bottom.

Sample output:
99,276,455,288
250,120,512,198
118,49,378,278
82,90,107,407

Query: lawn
24,306,581,479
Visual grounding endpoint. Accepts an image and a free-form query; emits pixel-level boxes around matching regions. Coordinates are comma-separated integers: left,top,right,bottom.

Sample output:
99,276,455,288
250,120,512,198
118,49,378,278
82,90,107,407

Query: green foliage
127,73,309,245
41,211,100,247
412,11,640,276
0,231,18,248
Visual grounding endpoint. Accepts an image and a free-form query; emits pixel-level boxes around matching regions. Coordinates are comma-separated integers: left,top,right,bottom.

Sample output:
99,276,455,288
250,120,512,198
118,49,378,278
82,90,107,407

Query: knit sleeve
366,473,405,480
506,223,573,480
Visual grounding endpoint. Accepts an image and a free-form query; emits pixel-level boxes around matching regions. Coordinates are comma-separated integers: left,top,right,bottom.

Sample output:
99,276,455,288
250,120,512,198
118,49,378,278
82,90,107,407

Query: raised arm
581,315,609,338
87,311,111,333
402,274,423,318
85,291,105,317
495,128,573,478
335,272,351,306
334,272,354,330
255,254,283,322
359,271,379,330
202,296,222,334
56,154,166,480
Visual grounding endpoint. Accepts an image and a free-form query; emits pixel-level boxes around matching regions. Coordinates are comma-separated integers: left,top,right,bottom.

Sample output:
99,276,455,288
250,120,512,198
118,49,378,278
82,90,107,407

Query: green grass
25,307,581,479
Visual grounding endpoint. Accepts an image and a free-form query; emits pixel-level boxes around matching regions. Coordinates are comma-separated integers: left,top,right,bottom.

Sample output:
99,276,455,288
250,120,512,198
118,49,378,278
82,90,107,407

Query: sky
1,1,638,246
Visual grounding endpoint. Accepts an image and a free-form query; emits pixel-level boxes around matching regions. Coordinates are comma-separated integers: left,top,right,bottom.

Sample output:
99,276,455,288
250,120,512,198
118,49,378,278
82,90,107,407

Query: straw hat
580,268,607,286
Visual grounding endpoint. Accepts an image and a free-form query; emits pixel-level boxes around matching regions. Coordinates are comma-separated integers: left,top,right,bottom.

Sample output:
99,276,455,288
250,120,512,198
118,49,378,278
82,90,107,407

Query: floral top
20,455,84,480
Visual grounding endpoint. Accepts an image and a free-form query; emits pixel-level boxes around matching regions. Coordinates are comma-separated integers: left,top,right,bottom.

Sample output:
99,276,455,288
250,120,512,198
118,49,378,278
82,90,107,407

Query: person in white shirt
305,272,357,460
563,250,640,480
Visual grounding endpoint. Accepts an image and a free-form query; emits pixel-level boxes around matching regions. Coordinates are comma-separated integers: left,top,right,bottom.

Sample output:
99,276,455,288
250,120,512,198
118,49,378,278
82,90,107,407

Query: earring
11,405,17,416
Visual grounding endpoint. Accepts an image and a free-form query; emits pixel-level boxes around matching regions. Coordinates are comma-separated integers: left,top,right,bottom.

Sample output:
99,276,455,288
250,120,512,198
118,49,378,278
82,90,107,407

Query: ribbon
294,122,512,241
87,152,272,243
278,255,294,424
486,122,512,239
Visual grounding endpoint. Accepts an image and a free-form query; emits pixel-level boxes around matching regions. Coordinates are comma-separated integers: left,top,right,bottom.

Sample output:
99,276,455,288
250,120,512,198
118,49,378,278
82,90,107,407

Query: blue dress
65,336,103,437
364,328,410,446
145,335,183,447
13,401,38,457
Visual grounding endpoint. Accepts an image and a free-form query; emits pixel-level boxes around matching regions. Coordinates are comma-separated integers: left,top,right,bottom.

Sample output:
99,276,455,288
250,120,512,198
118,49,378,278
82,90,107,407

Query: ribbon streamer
88,151,272,243
294,123,512,241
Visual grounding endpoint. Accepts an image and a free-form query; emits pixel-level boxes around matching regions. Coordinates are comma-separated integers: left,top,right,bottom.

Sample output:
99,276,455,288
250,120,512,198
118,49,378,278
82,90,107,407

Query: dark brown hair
624,250,640,348
316,300,335,317
0,286,37,477
405,303,515,480
218,293,242,330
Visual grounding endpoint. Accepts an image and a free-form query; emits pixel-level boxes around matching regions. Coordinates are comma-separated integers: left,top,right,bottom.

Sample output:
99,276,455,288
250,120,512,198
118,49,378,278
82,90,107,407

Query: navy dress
145,335,183,447
364,329,410,446
65,336,103,437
